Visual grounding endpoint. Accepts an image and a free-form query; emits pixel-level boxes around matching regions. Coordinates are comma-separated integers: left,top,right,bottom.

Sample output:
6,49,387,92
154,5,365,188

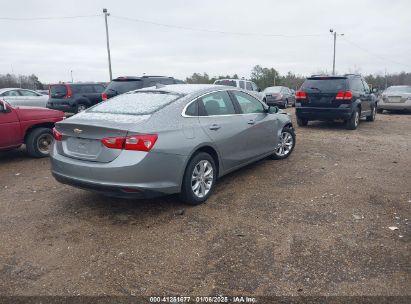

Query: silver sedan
0,88,49,108
50,84,295,205
377,85,411,113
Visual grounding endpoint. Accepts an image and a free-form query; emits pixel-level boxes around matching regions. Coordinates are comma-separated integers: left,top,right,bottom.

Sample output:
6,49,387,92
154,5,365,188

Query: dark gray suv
47,83,106,113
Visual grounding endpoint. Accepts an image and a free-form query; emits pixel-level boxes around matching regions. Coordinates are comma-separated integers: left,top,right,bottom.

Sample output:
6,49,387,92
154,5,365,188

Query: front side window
3,90,20,97
232,91,264,114
89,91,181,115
199,91,236,116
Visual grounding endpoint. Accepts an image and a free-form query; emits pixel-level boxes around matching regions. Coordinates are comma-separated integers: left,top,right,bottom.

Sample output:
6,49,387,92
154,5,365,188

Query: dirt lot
0,110,410,296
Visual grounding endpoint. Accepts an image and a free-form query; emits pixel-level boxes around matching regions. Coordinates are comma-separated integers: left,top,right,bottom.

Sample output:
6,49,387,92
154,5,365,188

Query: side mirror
0,100,9,112
257,88,262,92
372,88,378,93
266,105,279,114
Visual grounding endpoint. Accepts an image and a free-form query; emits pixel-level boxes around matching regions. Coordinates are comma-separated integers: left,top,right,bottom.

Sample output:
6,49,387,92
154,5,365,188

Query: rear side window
88,92,180,115
185,100,198,116
50,85,67,97
246,82,253,91
301,78,348,92
214,80,237,87
93,85,105,93
199,91,236,116
350,78,366,93
3,90,20,96
19,90,39,96
105,80,143,94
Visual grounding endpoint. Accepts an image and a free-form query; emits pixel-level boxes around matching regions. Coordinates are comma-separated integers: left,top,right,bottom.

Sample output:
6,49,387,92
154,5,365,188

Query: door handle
247,119,256,125
209,124,221,130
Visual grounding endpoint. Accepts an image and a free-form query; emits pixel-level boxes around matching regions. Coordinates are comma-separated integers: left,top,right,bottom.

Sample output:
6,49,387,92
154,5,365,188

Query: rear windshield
301,78,348,92
105,79,143,94
215,80,237,87
88,91,181,115
384,86,411,93
264,86,282,93
50,85,67,96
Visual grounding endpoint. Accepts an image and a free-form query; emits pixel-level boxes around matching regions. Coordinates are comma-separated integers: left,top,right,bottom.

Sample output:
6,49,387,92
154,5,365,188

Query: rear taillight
52,128,62,141
335,91,353,100
101,134,158,152
102,92,107,101
295,91,307,99
65,84,72,99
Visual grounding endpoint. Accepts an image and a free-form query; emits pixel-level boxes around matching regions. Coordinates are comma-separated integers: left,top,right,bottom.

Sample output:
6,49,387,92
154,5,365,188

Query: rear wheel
180,152,216,205
272,127,296,160
346,107,360,130
366,105,376,121
297,117,308,127
26,128,53,158
282,99,288,109
76,103,87,113
377,108,384,114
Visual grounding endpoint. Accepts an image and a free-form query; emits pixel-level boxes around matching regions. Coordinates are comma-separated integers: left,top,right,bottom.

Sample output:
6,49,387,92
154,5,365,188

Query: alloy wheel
191,160,214,198
37,133,53,154
275,131,294,157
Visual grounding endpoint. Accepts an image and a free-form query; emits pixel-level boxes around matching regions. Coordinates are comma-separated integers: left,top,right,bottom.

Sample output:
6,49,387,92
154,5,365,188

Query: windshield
264,87,282,93
105,80,143,94
214,80,237,87
88,91,181,115
301,78,348,92
384,86,411,94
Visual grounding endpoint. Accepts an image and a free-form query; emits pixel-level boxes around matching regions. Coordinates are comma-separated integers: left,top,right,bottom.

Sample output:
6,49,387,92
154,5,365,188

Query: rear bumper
296,107,353,120
377,99,411,111
50,144,187,198
265,98,285,106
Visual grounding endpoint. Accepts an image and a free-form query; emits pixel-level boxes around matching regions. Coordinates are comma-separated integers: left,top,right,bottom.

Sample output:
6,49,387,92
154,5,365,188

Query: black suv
102,76,184,100
295,74,377,129
47,83,106,113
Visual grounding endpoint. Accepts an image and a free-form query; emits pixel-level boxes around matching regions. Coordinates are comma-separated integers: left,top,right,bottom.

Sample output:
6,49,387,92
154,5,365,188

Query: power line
341,36,411,68
111,15,327,38
0,14,102,21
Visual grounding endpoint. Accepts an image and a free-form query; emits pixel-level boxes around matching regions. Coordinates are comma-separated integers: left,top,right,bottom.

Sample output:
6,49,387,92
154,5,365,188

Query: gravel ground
0,109,410,296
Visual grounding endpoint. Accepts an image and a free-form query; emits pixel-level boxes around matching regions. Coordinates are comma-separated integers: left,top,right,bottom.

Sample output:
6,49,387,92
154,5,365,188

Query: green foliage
0,73,44,89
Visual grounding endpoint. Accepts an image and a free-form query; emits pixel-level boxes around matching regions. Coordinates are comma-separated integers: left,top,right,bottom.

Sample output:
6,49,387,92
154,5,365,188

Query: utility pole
103,8,112,81
329,29,344,75
70,70,74,83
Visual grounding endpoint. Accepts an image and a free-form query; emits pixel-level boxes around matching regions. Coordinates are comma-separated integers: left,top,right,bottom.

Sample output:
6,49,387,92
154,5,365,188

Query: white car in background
214,79,264,100
0,88,49,108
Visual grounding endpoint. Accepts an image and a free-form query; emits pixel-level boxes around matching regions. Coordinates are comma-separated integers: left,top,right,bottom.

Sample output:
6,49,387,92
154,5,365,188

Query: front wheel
366,106,376,121
272,127,296,160
26,128,53,158
346,107,360,130
180,152,216,205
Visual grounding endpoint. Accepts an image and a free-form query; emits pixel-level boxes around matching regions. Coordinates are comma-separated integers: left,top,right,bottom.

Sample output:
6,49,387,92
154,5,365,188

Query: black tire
297,117,308,127
76,103,88,113
271,127,296,160
25,128,53,158
179,152,217,205
346,107,360,130
366,105,376,122
377,108,384,114
282,99,288,109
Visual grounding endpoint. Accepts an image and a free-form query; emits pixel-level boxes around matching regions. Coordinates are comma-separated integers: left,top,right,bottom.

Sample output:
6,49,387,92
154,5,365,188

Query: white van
214,79,264,100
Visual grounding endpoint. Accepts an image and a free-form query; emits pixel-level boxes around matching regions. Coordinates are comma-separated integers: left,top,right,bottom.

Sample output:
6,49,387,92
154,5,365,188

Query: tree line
186,65,411,91
0,74,44,90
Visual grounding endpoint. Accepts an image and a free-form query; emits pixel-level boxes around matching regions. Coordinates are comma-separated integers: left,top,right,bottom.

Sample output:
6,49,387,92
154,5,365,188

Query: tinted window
89,92,180,115
79,85,94,93
251,82,258,91
185,100,198,116
239,81,245,89
350,78,365,92
93,85,105,93
246,82,253,91
301,78,348,92
105,80,143,94
19,90,39,96
3,90,20,96
50,85,67,97
214,80,236,87
232,91,264,114
200,91,236,116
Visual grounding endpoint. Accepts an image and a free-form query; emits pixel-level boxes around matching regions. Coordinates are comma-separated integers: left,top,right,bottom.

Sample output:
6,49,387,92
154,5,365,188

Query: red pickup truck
0,100,64,157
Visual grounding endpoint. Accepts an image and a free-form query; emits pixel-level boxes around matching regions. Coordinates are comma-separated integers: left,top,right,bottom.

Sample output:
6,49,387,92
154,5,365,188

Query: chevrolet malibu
50,84,295,205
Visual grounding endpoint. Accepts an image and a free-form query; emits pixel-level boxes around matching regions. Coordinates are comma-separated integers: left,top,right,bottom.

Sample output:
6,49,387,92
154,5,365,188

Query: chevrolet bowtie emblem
73,128,82,134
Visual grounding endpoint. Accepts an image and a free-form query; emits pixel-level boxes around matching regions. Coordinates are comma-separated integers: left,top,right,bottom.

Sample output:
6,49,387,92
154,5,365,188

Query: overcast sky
1,0,410,83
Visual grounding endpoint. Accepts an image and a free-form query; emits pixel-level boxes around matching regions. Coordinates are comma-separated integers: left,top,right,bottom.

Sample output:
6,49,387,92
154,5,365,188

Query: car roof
113,76,174,81
137,84,224,95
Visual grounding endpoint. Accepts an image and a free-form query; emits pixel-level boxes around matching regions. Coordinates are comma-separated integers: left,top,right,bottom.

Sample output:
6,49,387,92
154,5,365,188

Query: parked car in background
101,76,185,101
377,85,411,113
0,99,64,157
47,83,106,113
0,88,49,108
51,84,295,205
213,79,263,100
263,86,296,108
36,90,49,95
295,74,377,130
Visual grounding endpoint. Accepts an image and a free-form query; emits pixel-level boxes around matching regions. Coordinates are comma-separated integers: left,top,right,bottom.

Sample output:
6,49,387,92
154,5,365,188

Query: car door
351,77,370,115
18,89,45,107
0,102,21,148
361,79,373,113
197,91,248,172
1,89,22,106
230,90,278,161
